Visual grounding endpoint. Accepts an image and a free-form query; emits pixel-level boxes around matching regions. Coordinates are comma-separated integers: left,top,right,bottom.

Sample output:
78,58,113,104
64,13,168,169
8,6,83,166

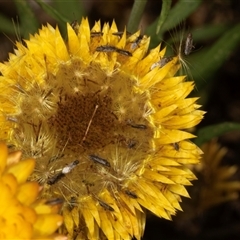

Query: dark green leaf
53,0,84,21
35,0,70,24
190,23,240,90
146,0,202,40
127,0,147,33
0,14,19,35
194,122,240,146
156,0,172,34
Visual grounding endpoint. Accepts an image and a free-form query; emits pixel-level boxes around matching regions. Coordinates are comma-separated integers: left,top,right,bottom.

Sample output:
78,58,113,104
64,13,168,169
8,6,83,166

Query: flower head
196,140,240,211
0,18,204,239
174,140,240,234
0,143,64,239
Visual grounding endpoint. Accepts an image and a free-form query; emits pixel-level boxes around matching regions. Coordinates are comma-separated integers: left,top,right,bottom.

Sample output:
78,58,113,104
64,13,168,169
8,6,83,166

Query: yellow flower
0,143,65,239
196,140,240,211
0,18,204,239
174,140,240,229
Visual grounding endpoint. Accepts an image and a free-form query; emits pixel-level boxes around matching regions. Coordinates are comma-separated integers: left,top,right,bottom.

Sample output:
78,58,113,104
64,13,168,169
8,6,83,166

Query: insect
115,48,132,56
89,154,111,167
71,20,79,34
173,142,180,151
126,119,147,129
47,172,64,185
96,45,118,53
184,33,194,55
62,160,80,174
128,121,147,129
125,190,138,199
98,199,114,211
45,198,64,206
127,139,138,148
131,34,144,50
90,31,103,37
150,56,173,70
96,45,132,56
112,31,131,37
130,123,147,129
47,160,79,185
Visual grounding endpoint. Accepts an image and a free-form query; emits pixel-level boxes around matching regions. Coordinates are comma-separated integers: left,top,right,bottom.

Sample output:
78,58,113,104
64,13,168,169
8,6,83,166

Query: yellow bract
197,140,240,210
0,18,205,239
0,143,64,239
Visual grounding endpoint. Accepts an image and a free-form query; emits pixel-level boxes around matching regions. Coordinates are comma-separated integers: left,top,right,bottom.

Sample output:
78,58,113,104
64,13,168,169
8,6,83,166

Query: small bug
184,33,194,55
173,142,180,151
112,31,131,37
150,57,173,70
96,45,132,56
47,160,79,185
71,20,79,34
127,119,147,129
96,45,117,53
125,190,138,199
131,34,143,50
89,155,111,167
45,198,64,206
115,48,132,56
62,160,79,174
129,123,147,129
131,124,147,129
47,172,64,185
98,199,114,211
127,139,138,148
90,31,103,37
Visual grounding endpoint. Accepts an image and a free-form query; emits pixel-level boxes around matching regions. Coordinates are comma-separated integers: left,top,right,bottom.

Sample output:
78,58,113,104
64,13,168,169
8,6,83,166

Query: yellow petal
33,214,63,237
6,159,35,184
0,143,7,174
16,182,40,205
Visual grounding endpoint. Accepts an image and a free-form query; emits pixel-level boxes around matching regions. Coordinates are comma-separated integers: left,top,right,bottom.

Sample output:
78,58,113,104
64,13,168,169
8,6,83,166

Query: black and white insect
47,160,79,185
62,160,80,174
130,34,144,50
150,56,173,70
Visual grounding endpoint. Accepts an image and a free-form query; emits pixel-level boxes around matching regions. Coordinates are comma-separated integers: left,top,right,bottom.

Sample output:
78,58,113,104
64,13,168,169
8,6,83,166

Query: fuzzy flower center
15,56,154,200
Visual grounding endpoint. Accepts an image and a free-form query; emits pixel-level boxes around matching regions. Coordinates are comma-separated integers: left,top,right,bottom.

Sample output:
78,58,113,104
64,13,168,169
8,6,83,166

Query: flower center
49,93,117,151
13,57,154,200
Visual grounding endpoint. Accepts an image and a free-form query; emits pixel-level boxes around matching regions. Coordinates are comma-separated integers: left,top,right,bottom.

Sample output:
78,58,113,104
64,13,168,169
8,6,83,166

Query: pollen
0,18,205,239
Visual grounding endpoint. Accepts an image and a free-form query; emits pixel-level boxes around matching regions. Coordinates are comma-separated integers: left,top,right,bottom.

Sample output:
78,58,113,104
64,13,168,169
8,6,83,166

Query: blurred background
0,0,240,239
